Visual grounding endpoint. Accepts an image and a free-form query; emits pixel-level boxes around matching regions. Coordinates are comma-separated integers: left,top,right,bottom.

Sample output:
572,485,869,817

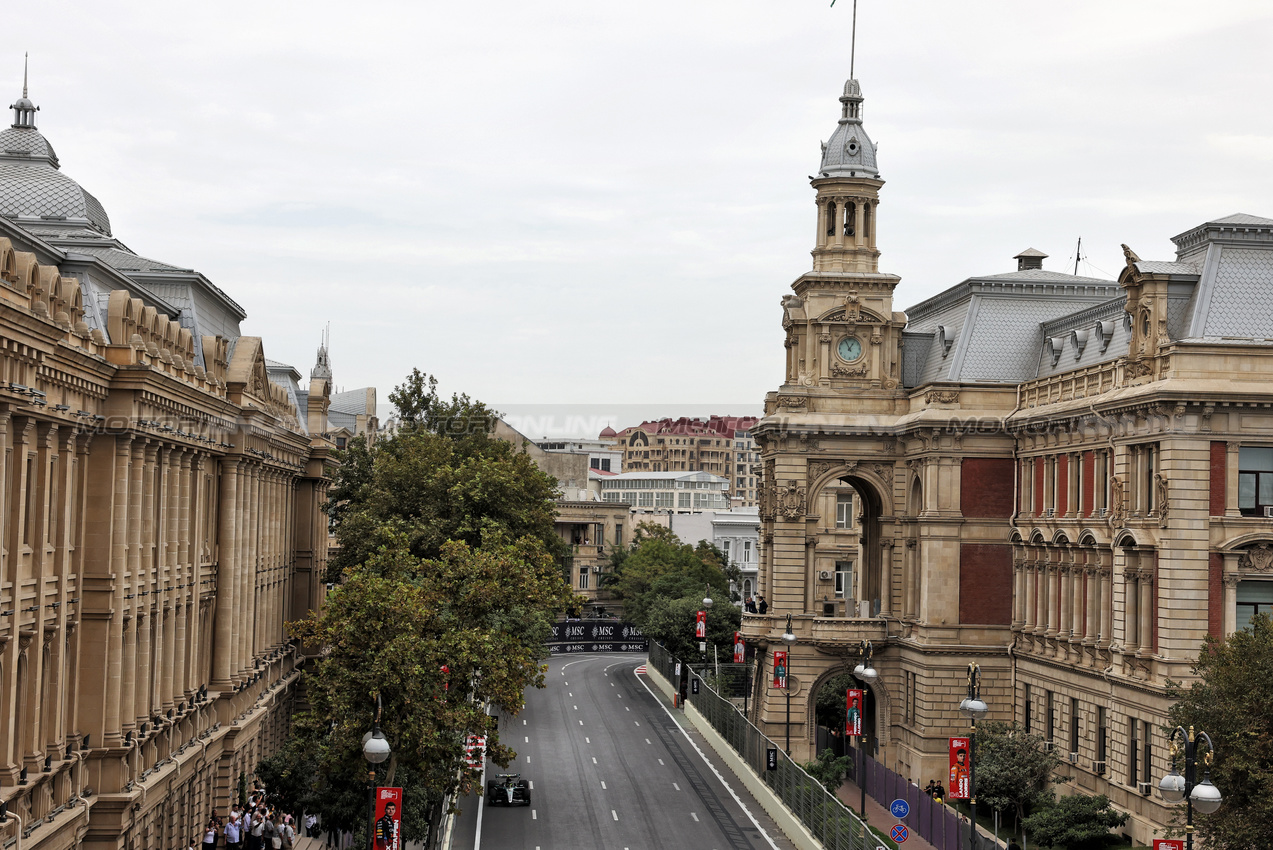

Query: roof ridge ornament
11,53,39,130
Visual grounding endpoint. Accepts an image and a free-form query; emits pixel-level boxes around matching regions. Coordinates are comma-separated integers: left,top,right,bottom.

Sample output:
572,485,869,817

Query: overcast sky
9,1,1273,427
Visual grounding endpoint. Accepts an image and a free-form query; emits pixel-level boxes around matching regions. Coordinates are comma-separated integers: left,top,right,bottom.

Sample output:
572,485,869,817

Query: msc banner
374,787,403,850
547,620,648,653
846,688,864,736
773,650,788,688
948,737,971,800
695,610,707,638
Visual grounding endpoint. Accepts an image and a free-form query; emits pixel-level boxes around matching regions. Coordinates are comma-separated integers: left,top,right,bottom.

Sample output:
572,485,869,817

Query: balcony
739,612,886,649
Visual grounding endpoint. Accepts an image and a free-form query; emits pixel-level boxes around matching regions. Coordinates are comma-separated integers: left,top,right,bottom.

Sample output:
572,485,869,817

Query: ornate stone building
744,72,1273,844
0,78,346,850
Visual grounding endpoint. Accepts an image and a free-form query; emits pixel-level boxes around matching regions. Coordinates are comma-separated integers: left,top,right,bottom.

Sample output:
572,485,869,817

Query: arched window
863,203,872,240
844,202,856,237
826,202,837,237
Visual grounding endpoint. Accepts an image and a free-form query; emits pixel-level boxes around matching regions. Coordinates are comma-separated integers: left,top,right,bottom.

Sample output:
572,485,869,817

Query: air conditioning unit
1093,760,1106,775
1264,506,1273,518
1137,781,1153,796
1069,752,1079,764
818,569,832,581
1041,741,1055,753
592,566,602,574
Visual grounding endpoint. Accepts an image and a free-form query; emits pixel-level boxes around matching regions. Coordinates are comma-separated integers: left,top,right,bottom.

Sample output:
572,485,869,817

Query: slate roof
817,79,879,179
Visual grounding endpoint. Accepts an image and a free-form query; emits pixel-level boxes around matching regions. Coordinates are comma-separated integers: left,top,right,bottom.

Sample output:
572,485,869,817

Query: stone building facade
742,72,1273,844
608,416,760,506
0,81,344,850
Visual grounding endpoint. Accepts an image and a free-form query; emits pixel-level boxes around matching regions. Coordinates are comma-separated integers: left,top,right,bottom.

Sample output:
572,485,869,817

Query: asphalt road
451,653,792,850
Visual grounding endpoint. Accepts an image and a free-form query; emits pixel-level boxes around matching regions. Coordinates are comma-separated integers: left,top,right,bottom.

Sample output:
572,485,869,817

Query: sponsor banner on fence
547,620,648,652
773,650,788,688
948,737,971,800
846,688,864,736
548,642,648,654
374,787,403,850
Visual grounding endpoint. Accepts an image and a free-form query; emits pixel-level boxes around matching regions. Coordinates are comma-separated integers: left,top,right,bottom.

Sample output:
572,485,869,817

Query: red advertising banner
374,787,403,850
773,650,788,688
846,688,864,737
733,632,745,663
948,737,971,800
695,610,707,638
1153,841,1184,850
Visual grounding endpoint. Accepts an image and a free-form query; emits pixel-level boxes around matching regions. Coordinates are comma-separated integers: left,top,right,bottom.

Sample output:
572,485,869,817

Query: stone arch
13,252,39,296
1029,530,1047,545
1113,529,1140,549
106,289,137,344
907,473,922,516
807,464,893,614
1078,532,1099,547
805,662,894,754
0,238,15,283
1217,531,1273,553
1051,530,1071,545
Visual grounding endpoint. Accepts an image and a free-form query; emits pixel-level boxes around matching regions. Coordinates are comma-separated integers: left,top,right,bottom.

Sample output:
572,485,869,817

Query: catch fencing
649,641,889,850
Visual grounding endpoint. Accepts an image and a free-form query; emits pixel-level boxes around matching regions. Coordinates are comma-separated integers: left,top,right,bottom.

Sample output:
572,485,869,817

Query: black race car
486,773,531,806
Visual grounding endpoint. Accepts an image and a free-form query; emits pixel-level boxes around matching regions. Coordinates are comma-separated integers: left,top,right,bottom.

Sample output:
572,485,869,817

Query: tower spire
22,52,28,99
11,54,39,129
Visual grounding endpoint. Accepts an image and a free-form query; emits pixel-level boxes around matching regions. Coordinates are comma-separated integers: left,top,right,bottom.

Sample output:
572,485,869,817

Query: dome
0,117,111,235
599,425,617,438
818,78,879,180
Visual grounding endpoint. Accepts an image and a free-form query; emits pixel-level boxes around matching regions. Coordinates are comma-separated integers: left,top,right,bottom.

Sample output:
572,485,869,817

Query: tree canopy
974,721,1062,829
1165,612,1273,850
1021,794,1128,850
604,523,741,659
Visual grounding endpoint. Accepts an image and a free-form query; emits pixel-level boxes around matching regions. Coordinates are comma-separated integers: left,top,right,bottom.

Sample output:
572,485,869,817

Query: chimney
1014,248,1048,271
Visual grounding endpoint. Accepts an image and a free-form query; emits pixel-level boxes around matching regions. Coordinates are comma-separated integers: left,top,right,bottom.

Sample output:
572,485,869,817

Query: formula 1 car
486,773,531,806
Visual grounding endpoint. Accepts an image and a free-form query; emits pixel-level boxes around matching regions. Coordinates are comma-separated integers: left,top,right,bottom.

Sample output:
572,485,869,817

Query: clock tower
775,77,906,399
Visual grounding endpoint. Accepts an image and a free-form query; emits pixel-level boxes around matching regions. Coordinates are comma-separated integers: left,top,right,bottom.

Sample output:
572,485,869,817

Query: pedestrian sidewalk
834,776,939,850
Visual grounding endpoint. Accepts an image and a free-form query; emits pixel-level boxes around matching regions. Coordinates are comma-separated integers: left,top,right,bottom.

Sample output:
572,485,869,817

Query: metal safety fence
649,641,890,850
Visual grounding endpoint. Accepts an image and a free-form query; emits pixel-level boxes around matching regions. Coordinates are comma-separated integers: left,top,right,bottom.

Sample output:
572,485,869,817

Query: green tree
974,721,1062,830
814,671,859,733
324,370,567,579
1165,612,1273,850
804,747,853,794
287,533,575,840
1021,794,1128,850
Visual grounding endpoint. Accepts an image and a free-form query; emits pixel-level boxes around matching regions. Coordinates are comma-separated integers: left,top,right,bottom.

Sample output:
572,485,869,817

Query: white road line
625,707,630,712
585,737,591,743
474,762,487,850
579,720,583,726
634,721,640,726
573,705,578,710
524,736,529,743
611,810,618,821
673,782,681,791
601,781,607,789
635,668,782,850
523,719,527,725
645,738,652,744
529,781,534,789
526,756,531,763
569,693,573,697
592,757,597,764
691,812,700,822
532,810,537,820
658,758,665,765
617,694,622,698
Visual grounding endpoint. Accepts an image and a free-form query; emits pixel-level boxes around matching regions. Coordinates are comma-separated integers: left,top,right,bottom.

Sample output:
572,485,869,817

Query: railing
1018,360,1121,409
649,641,888,850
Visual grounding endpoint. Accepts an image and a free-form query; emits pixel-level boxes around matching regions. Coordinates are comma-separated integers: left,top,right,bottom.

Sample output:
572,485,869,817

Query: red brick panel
1081,451,1094,517
959,543,1013,625
1034,457,1045,517
1057,455,1069,516
961,458,1015,518
1209,552,1224,637
1210,441,1227,516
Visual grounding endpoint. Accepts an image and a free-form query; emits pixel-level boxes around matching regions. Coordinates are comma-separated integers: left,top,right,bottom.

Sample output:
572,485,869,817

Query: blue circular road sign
891,823,909,843
890,798,910,819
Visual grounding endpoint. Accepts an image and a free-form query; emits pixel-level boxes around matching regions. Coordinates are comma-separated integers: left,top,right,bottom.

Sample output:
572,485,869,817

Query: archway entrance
812,669,878,759
808,472,887,617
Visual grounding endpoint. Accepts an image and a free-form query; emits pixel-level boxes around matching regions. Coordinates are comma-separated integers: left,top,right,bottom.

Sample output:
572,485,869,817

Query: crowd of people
743,596,768,614
192,780,318,850
923,779,946,803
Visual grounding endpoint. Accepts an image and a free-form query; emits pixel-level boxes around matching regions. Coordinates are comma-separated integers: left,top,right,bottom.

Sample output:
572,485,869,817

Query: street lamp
958,663,989,850
781,614,798,753
1159,726,1221,850
852,640,877,818
703,587,717,674
362,695,391,850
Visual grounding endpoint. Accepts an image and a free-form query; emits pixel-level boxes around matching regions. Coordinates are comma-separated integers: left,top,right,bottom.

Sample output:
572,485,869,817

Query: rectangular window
615,523,623,545
1024,684,1033,733
603,491,620,502
1238,446,1273,516
579,567,589,589
655,492,673,508
1070,697,1080,755
1142,720,1153,784
722,541,731,560
23,455,36,546
1097,706,1107,765
836,493,853,529
623,491,636,505
590,458,600,469
638,492,654,508
678,493,692,508
1237,580,1273,629
1128,717,1138,785
834,561,852,598
743,540,752,562
1046,690,1055,743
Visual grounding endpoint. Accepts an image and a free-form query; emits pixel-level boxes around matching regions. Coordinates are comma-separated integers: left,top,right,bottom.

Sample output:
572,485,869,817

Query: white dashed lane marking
592,757,597,764
601,781,607,789
532,810,537,820
645,738,652,745
691,812,700,822
658,758,664,765
585,737,591,743
611,810,619,821
673,782,681,791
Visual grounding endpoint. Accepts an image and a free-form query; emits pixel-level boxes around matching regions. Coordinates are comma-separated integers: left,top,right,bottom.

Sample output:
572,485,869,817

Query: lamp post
781,614,797,753
1158,726,1222,850
703,586,718,676
852,640,877,818
958,663,989,850
362,696,391,850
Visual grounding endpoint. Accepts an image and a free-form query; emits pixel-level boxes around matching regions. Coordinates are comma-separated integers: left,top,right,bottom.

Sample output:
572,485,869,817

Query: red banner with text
948,738,971,800
773,650,788,688
1153,841,1184,850
695,610,706,638
374,787,403,850
733,632,745,663
846,688,864,736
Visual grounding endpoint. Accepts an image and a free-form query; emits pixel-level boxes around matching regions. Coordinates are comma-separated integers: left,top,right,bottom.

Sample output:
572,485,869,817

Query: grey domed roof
0,126,58,165
0,112,111,235
817,78,879,179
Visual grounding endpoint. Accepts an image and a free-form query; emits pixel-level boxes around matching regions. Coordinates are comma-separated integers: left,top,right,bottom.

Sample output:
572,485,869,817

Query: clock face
837,336,863,362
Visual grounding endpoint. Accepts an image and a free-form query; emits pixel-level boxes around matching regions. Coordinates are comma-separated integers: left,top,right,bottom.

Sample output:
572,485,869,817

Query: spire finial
850,0,858,81
22,53,28,99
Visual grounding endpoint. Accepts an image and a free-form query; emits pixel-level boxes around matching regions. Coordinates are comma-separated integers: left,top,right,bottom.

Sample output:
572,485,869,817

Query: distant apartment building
600,470,731,513
536,436,623,475
603,416,760,506
712,507,761,604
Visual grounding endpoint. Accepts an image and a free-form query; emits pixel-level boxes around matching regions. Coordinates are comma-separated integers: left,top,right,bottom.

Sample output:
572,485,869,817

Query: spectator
744,597,756,613
203,820,219,850
224,812,242,850
305,813,318,838
757,596,768,615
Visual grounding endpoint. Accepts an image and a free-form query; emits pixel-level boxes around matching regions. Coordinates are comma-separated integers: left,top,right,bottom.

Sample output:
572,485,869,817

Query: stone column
1098,559,1113,648
816,198,828,250
1024,557,1038,633
1137,562,1154,658
1224,572,1239,636
1058,557,1071,641
211,458,240,690
853,199,865,249
1084,563,1098,645
1124,568,1140,654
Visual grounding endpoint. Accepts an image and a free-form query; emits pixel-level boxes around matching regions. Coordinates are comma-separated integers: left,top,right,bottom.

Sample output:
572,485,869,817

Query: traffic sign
890,798,910,819
890,823,909,843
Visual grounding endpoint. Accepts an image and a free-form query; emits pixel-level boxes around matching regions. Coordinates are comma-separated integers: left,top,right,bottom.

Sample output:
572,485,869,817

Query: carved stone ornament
1239,543,1273,573
778,480,807,520
831,363,868,378
925,390,959,404
808,461,834,481
777,395,807,410
1125,359,1154,379
1108,476,1126,528
1155,473,1170,528
819,333,832,344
